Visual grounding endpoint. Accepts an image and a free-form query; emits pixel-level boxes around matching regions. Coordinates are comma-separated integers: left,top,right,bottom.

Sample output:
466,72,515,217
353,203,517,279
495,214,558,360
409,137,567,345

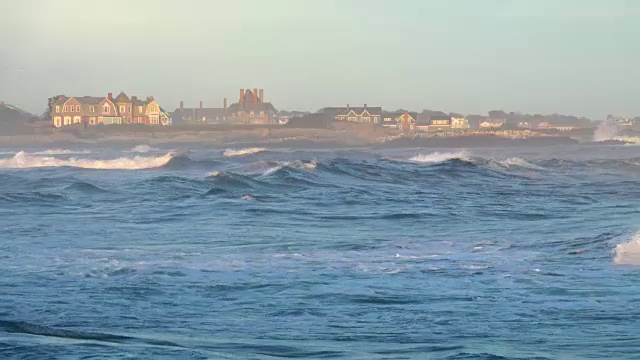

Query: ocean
0,144,639,359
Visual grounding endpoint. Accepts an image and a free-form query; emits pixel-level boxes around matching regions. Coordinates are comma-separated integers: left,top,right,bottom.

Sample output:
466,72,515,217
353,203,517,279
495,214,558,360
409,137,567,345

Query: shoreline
0,125,627,150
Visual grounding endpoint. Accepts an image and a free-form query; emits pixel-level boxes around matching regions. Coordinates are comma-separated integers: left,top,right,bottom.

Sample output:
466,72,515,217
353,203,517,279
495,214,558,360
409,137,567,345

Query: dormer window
119,105,125,113
139,106,143,112
63,106,68,112
90,105,95,112
55,106,60,113
103,105,110,113
76,105,80,112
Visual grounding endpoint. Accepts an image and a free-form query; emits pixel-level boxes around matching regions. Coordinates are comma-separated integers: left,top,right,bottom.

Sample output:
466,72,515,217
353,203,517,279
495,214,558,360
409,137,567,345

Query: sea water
0,145,639,359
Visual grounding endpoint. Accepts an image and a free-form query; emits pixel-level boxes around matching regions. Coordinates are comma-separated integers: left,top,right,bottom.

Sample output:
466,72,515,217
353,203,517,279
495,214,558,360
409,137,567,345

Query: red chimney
108,93,113,100
0,101,4,105
364,104,367,111
180,101,184,111
253,88,258,103
58,95,64,101
240,89,245,104
347,104,350,112
259,89,264,103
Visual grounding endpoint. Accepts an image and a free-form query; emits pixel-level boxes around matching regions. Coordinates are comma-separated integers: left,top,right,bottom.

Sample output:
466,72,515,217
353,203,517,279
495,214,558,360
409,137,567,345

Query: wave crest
0,151,174,170
407,151,470,164
614,232,640,265
223,147,267,157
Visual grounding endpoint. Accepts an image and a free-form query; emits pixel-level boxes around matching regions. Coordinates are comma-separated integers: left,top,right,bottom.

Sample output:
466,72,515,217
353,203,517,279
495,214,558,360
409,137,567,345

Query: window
90,106,95,112
76,105,80,112
103,105,109,113
63,106,68,112
139,106,143,112
128,106,132,112
120,106,125,113
55,106,60,113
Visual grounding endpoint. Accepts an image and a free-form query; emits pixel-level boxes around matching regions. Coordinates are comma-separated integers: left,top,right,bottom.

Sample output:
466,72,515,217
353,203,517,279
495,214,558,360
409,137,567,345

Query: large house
227,88,278,125
334,105,382,124
382,111,418,131
415,114,452,131
451,117,470,129
172,99,229,125
50,92,170,127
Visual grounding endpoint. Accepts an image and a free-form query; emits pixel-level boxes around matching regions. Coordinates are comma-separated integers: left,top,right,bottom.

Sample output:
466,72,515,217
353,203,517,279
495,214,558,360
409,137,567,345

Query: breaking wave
262,160,317,176
493,157,544,170
223,147,267,157
614,232,640,265
0,151,175,170
406,151,471,164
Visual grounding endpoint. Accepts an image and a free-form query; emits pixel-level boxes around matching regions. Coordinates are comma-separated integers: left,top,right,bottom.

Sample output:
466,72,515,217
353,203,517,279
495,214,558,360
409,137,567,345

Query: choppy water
1,145,639,359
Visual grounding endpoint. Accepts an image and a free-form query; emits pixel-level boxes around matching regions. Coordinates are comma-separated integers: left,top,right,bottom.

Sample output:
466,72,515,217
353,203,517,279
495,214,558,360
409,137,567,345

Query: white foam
614,233,640,265
0,151,174,170
223,147,267,157
407,151,470,164
496,157,543,170
262,160,316,176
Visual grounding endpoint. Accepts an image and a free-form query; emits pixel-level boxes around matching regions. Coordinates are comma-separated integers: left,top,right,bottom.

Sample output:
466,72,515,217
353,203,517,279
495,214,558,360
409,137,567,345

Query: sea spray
0,151,175,170
614,232,640,265
223,147,267,157
407,151,470,164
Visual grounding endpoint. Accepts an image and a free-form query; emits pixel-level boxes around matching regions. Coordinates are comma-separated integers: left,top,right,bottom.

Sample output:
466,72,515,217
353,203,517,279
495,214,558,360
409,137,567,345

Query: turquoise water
0,145,639,359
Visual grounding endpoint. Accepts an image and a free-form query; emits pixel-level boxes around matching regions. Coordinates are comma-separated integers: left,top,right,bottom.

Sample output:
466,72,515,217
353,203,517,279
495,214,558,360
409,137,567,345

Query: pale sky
1,0,638,119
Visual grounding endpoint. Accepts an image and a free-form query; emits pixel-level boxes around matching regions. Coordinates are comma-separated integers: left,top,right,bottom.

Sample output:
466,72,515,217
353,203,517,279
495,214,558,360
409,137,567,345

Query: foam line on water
0,151,174,170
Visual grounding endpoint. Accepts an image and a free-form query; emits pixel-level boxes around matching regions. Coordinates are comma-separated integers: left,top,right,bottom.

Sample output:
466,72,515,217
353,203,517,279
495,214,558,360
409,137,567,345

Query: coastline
0,124,604,150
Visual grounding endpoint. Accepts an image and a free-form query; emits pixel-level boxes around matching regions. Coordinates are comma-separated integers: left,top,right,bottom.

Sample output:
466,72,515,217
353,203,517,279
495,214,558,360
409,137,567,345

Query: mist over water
1,145,639,359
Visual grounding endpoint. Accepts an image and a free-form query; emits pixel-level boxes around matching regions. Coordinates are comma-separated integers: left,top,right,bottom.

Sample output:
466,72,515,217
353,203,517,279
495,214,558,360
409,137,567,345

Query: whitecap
223,147,267,157
406,151,471,164
495,157,544,170
614,233,640,265
0,151,175,170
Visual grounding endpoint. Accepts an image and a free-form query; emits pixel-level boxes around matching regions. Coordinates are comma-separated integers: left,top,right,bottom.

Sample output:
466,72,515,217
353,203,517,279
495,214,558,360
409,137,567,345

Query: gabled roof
114,92,130,102
76,96,105,105
228,102,277,114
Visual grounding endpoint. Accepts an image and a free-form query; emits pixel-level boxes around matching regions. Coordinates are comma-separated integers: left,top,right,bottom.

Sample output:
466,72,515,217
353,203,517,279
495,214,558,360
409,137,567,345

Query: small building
334,104,382,124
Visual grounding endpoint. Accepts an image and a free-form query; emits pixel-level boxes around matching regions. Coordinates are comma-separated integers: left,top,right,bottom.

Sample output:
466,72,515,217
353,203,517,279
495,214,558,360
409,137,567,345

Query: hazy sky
1,0,638,118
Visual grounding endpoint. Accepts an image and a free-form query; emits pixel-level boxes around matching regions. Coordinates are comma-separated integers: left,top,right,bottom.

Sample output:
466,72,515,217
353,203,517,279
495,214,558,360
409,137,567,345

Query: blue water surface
0,145,639,359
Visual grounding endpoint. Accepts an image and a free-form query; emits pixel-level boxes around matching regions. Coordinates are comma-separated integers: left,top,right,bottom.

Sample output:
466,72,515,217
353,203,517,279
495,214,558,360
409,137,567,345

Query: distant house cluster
45,88,598,131
50,92,170,127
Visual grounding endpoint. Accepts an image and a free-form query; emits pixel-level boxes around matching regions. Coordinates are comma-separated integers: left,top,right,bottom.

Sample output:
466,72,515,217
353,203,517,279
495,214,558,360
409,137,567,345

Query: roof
76,96,105,105
386,112,418,120
113,91,130,102
228,102,277,114
325,106,383,116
